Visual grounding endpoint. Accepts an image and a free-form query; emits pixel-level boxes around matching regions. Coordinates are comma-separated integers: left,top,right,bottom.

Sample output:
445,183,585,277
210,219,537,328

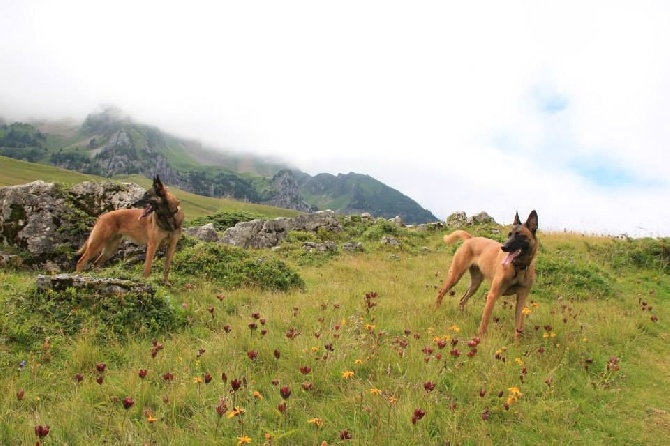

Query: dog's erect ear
525,210,538,236
513,211,521,226
153,175,166,196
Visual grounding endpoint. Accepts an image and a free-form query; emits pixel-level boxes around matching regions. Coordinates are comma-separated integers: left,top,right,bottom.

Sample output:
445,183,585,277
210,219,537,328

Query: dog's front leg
162,233,180,286
478,282,503,337
143,241,158,279
514,291,530,344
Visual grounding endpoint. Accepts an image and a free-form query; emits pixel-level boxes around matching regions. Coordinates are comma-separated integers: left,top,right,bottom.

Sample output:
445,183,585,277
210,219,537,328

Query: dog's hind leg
435,251,471,308
458,265,484,310
93,235,123,268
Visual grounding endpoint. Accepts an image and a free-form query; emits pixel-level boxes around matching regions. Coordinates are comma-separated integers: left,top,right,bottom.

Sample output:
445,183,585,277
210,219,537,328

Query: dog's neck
156,206,181,232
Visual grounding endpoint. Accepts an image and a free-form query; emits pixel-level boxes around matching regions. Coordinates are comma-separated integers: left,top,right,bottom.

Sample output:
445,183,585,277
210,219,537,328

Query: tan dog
75,176,184,285
435,210,538,342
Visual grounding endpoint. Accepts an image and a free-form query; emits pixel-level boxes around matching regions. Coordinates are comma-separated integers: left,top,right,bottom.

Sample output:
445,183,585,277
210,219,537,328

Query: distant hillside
0,107,438,224
300,173,437,224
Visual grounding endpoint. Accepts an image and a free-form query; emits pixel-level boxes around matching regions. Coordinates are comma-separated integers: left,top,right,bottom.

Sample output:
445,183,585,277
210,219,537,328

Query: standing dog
435,210,538,342
75,176,184,285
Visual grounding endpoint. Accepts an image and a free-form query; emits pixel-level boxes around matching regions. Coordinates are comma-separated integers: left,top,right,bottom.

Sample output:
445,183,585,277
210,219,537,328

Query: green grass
1,225,668,445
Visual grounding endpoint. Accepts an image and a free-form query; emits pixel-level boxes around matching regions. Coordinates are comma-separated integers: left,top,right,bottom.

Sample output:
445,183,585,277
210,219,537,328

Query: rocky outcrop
221,211,342,249
184,223,219,242
0,180,145,266
446,211,497,227
36,273,154,296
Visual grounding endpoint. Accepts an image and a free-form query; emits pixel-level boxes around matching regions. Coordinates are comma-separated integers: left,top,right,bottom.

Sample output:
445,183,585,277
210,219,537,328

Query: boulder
221,211,342,249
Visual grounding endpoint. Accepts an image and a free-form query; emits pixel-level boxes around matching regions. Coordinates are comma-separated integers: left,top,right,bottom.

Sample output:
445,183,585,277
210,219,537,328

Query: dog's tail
443,230,472,245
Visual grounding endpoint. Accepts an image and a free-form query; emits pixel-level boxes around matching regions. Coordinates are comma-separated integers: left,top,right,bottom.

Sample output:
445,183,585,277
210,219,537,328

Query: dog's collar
512,260,530,278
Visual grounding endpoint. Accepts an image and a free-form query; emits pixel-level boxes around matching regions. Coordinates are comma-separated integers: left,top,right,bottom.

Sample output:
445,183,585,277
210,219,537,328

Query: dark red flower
247,350,258,360
481,408,491,421
204,372,212,384
450,348,461,357
138,369,148,379
162,371,174,381
423,381,436,392
299,366,311,375
122,396,135,410
278,402,287,413
231,378,242,391
34,425,50,438
96,363,106,373
16,389,24,401
339,429,352,440
221,372,228,383
274,349,281,360
74,372,84,382
249,323,258,331
251,312,261,319
301,381,314,391
411,408,426,424
216,397,228,417
280,386,291,399
96,376,104,385
223,325,232,333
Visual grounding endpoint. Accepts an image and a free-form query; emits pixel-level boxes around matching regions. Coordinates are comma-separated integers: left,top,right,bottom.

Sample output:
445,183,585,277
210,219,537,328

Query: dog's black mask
133,189,159,218
501,227,530,253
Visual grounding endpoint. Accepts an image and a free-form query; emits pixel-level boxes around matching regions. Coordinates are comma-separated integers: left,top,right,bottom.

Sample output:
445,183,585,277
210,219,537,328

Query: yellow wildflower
308,417,324,428
522,307,531,316
193,376,203,384
227,406,246,419
387,395,398,405
365,323,375,331
341,370,355,379
146,415,158,423
368,388,382,395
514,357,524,366
449,325,460,333
253,390,263,400
354,359,363,365
531,301,539,308
237,435,252,444
311,346,319,352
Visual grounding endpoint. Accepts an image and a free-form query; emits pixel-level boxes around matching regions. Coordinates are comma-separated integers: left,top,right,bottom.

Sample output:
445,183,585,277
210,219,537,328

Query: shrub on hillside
174,242,304,291
6,284,184,349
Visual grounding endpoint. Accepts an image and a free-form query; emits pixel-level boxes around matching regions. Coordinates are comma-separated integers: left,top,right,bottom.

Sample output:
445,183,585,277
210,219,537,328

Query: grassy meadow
0,161,668,445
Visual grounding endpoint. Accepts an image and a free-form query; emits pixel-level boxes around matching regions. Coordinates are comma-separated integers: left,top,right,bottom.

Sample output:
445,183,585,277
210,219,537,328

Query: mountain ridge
0,107,438,224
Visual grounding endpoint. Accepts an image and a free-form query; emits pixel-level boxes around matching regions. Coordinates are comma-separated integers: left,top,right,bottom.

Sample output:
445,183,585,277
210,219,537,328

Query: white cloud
1,0,669,236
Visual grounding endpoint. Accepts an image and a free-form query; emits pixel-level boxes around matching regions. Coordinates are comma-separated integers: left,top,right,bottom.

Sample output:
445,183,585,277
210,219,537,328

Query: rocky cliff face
262,170,312,212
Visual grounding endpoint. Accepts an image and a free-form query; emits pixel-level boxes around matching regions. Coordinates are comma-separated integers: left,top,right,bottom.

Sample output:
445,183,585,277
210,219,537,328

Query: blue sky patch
569,157,652,188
